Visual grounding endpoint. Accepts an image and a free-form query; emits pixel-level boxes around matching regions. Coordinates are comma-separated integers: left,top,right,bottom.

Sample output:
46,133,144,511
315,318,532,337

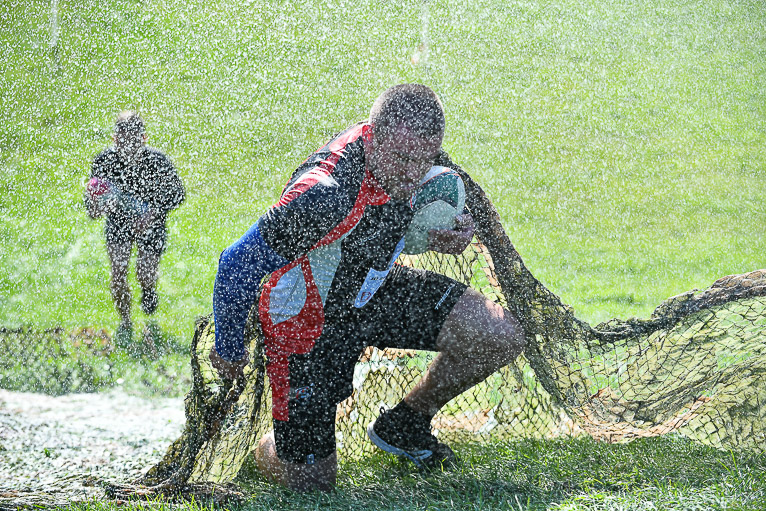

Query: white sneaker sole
366,421,432,469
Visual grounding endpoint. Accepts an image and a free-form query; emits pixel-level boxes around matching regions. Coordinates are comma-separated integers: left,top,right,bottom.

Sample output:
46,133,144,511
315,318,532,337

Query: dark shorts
271,265,468,464
105,215,167,255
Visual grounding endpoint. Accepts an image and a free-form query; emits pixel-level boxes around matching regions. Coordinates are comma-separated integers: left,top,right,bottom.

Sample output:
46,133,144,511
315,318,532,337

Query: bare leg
404,287,526,417
106,239,133,328
253,431,337,492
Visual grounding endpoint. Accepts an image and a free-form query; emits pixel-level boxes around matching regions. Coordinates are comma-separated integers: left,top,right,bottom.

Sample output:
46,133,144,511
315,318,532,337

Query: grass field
2,0,764,342
61,436,764,510
2,0,766,509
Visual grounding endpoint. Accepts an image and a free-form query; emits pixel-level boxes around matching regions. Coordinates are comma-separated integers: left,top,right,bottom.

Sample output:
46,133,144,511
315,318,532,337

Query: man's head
113,110,147,159
366,84,445,201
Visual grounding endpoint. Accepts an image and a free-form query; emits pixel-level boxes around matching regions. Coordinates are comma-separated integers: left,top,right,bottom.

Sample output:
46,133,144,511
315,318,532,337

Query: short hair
114,110,145,139
369,84,445,140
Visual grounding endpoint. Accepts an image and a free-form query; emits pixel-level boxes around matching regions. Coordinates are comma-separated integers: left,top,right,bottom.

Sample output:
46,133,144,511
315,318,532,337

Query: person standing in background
84,111,185,345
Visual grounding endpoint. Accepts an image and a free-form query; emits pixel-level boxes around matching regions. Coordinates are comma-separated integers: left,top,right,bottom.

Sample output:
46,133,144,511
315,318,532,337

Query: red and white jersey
258,122,437,416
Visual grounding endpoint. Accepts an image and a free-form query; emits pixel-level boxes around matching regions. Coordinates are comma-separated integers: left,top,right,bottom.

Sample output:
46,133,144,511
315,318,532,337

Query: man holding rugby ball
85,111,185,344
211,84,525,491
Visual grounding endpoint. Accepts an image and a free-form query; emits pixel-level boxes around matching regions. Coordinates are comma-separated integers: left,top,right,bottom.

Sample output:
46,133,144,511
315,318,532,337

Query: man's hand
209,346,249,381
427,213,475,254
83,188,117,219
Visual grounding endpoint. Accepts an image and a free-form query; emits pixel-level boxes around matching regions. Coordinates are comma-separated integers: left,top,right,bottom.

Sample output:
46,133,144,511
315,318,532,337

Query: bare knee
463,305,524,368
486,312,526,365
254,431,337,492
439,288,526,365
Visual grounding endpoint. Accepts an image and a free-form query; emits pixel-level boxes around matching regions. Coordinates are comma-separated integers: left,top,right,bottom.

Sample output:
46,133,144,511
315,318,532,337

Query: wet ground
0,389,185,504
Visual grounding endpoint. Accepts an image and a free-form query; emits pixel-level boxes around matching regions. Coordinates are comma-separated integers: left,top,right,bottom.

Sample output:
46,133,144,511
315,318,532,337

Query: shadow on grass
139,320,191,359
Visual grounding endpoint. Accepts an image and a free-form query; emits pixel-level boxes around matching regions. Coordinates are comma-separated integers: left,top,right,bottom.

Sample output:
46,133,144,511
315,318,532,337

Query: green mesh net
100,165,765,502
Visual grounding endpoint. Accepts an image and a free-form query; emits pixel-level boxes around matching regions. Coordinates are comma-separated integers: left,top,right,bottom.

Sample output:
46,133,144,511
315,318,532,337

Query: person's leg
136,226,165,315
136,246,160,314
255,369,339,491
253,431,337,492
364,267,525,467
106,238,133,329
403,287,526,417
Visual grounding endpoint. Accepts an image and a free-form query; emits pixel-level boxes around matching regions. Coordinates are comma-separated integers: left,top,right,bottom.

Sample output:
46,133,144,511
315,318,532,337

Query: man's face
113,130,147,159
366,125,443,201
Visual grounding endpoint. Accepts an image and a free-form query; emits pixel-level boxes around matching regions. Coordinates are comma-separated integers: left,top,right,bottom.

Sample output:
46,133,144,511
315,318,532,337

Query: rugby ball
403,166,466,255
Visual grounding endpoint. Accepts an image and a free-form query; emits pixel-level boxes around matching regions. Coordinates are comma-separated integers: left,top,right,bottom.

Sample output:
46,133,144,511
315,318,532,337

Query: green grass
2,0,765,508
61,436,766,510
2,0,764,343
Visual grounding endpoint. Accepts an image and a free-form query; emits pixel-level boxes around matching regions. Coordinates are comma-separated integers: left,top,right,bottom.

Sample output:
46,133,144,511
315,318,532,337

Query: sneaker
367,406,457,470
141,288,158,315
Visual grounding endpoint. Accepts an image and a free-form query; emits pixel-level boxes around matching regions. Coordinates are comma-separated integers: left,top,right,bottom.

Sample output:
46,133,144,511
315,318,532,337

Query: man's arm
145,151,185,214
158,159,185,212
213,154,356,368
213,218,290,364
84,189,103,219
85,154,113,219
133,152,184,234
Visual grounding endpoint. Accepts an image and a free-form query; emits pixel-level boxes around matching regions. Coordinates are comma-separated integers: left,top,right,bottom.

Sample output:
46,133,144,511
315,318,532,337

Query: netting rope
3,168,764,506
104,164,766,502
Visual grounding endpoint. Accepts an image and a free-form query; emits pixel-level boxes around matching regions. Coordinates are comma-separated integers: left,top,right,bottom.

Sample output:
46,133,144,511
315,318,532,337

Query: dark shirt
257,122,451,342
90,145,185,223
213,121,458,363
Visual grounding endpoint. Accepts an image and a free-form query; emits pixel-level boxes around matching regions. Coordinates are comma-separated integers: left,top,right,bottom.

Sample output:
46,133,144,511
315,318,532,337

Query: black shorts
105,215,167,255
271,265,468,464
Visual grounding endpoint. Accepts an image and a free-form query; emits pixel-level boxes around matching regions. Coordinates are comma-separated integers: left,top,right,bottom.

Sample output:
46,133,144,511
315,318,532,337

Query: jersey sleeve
146,152,185,213
213,162,356,360
89,151,109,179
213,219,290,362
434,148,457,170
259,162,358,261
215,138,364,361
